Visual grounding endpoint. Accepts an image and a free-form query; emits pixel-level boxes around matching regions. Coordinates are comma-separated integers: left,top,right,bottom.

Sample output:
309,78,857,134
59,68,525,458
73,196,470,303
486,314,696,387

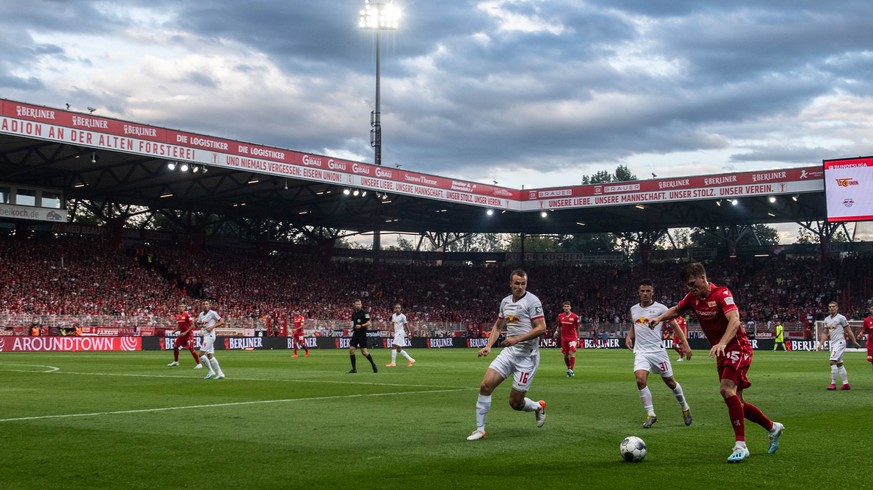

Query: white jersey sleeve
630,302,668,353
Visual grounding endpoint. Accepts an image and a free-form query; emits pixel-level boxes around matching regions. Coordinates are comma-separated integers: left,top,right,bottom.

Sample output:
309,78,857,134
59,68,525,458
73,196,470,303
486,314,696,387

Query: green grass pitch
0,348,869,489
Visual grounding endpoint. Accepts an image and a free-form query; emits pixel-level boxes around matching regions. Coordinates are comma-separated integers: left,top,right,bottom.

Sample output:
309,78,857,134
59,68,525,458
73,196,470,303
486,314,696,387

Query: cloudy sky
3,0,873,193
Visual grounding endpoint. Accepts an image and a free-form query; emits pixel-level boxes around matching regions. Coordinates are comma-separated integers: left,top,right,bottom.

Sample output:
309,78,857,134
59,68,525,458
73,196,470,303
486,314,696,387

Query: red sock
304,346,310,353
294,345,298,355
725,395,746,442
743,402,773,431
173,348,180,362
569,357,576,370
190,348,200,364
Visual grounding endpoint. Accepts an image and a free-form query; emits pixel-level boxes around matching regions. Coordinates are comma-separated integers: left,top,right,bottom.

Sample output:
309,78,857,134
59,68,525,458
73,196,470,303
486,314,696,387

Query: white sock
640,386,655,416
672,383,689,410
391,350,397,363
476,394,492,431
831,365,838,384
839,366,848,384
400,350,412,361
202,358,214,374
523,397,540,412
735,441,747,449
210,357,223,376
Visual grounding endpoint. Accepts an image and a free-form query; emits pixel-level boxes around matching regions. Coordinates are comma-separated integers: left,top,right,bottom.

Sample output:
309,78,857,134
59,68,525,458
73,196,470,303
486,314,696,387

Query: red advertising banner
0,336,142,352
0,98,824,212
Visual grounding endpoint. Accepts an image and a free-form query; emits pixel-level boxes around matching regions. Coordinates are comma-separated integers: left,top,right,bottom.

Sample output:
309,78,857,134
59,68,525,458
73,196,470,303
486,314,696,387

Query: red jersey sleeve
715,287,739,315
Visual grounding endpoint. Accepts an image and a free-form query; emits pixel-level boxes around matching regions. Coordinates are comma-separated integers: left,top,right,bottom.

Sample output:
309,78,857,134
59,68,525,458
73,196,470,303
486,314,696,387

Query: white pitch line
0,364,59,373
26,369,469,389
0,388,469,423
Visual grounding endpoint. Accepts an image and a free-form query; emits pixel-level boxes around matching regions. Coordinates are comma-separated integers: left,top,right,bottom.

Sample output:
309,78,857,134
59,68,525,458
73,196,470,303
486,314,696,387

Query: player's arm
478,317,505,357
625,320,635,351
845,324,861,347
649,305,680,327
209,316,225,332
502,316,546,347
669,319,692,359
710,309,741,358
552,318,560,340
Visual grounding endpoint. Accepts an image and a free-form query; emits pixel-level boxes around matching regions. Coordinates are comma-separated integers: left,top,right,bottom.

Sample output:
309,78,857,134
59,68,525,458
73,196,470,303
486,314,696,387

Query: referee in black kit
349,298,379,373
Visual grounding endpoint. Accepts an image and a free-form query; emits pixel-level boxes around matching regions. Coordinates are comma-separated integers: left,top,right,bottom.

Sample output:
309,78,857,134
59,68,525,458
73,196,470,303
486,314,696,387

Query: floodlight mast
359,0,399,166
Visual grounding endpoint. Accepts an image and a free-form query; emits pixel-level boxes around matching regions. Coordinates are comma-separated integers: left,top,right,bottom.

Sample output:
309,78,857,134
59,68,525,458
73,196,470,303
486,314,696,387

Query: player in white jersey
626,279,693,429
820,301,860,390
196,299,226,380
467,269,547,441
386,304,416,367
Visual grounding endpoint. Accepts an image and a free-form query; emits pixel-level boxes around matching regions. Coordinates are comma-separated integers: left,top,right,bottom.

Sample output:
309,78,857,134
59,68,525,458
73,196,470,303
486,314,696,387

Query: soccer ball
619,436,647,462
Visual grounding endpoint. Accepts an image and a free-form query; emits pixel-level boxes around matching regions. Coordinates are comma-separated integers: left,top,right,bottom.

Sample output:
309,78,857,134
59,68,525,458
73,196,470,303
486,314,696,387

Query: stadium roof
0,98,828,235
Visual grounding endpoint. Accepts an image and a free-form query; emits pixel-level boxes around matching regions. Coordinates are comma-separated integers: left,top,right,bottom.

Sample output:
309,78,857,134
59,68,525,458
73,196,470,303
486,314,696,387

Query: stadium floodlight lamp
792,194,798,201
715,200,722,206
192,165,200,173
359,0,400,166
180,163,189,172
768,196,776,203
167,161,176,170
361,191,367,197
486,209,494,216
353,189,360,196
343,188,351,195
202,166,208,173
540,211,548,218
731,199,738,206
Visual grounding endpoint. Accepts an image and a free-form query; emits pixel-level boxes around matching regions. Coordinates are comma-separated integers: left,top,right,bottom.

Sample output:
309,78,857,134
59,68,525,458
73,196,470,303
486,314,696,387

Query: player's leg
567,341,577,376
200,335,216,377
720,371,750,462
507,353,545,427
662,375,692,425
398,341,414,366
292,339,299,357
188,342,200,364
837,360,849,389
388,345,398,366
468,364,507,440
209,354,225,379
168,339,181,366
361,346,377,372
348,345,357,372
634,355,657,427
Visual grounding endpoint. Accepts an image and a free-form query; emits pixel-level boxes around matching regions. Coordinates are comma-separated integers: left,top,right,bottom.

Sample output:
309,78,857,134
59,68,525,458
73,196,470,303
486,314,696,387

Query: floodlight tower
359,0,399,166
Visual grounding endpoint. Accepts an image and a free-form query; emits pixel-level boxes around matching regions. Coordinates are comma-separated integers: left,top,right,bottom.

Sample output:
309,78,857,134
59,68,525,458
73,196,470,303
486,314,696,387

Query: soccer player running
291,310,310,358
168,301,201,368
348,299,378,373
553,301,581,377
467,269,547,441
626,279,692,429
197,300,226,380
820,301,861,389
650,263,783,463
858,305,873,373
386,303,415,367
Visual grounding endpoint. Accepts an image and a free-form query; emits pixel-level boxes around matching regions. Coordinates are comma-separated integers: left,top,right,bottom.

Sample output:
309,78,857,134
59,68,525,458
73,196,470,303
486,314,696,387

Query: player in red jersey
168,301,201,368
651,262,783,463
672,315,689,362
858,305,873,371
553,301,581,377
291,310,310,358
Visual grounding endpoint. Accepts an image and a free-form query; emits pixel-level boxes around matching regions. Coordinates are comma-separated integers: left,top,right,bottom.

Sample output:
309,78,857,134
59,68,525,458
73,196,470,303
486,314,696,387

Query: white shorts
633,349,673,378
200,331,216,354
392,332,408,347
830,340,846,362
488,348,540,392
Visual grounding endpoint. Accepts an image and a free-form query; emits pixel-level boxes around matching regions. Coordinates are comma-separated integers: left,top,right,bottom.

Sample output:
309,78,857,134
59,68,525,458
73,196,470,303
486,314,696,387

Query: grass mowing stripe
0,387,470,423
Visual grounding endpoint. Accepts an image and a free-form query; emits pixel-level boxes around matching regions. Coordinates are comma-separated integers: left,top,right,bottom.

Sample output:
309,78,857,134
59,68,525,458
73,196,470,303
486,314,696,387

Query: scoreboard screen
823,156,873,222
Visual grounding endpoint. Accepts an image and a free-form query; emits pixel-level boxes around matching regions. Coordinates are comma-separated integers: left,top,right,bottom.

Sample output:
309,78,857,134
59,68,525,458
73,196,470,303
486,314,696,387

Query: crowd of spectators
2,235,871,337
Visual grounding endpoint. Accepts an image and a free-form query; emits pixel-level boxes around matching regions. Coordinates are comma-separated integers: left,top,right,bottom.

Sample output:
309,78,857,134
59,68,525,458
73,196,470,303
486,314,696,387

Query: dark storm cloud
4,1,873,184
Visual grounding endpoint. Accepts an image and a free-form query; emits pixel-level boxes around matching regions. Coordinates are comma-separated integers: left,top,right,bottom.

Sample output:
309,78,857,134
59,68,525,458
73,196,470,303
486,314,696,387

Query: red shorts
293,335,304,344
716,347,752,390
673,340,684,352
174,336,193,350
561,339,578,355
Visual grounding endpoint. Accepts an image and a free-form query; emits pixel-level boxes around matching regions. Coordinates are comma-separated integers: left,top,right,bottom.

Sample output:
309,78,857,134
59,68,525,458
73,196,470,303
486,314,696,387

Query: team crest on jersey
507,314,518,322
707,301,716,307
635,317,649,325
